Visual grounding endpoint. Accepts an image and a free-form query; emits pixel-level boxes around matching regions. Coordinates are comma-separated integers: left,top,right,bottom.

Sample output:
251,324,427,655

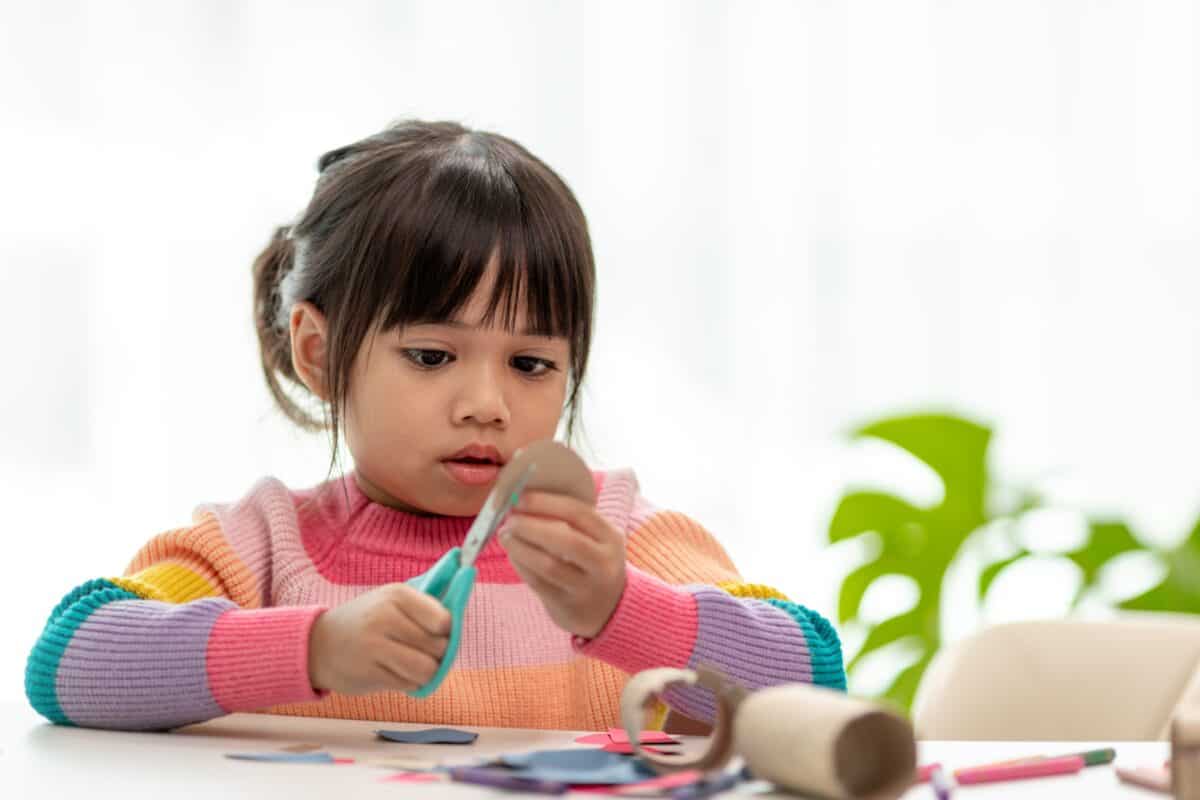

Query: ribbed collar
297,472,511,563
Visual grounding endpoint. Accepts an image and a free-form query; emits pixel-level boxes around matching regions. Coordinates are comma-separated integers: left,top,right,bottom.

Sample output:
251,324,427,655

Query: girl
25,120,844,732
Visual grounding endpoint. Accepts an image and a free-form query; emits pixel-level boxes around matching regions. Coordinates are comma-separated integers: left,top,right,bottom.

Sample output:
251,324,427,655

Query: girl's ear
289,301,331,401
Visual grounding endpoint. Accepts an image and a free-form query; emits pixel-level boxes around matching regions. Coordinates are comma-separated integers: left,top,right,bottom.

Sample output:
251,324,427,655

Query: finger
514,491,613,543
380,610,449,660
507,549,572,600
503,532,586,592
387,585,453,636
504,514,606,569
372,659,422,694
378,640,442,687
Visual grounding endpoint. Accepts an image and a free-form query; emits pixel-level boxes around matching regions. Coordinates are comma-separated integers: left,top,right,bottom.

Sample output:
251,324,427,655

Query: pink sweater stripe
206,606,326,712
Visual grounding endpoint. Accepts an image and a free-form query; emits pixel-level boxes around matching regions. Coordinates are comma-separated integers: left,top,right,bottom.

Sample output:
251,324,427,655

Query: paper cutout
602,742,677,756
572,770,706,795
380,771,442,784
607,728,678,745
365,756,444,770
376,727,479,744
226,751,336,764
498,748,657,785
450,766,571,794
575,731,681,750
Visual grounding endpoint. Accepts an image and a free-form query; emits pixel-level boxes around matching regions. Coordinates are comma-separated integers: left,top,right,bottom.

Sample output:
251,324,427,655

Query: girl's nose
453,367,510,427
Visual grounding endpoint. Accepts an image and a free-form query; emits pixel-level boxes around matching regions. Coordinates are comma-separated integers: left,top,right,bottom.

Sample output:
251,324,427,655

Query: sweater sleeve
575,488,845,723
24,504,325,730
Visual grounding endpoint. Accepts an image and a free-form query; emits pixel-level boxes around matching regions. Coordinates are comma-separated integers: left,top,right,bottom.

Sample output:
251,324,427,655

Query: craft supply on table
380,771,443,784
621,666,916,799
668,769,743,800
225,751,347,764
449,766,570,795
375,727,479,744
494,748,658,786
927,765,953,800
953,755,1085,785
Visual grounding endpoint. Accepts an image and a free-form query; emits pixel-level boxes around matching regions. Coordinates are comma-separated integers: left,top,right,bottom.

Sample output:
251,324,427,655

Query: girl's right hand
307,583,452,695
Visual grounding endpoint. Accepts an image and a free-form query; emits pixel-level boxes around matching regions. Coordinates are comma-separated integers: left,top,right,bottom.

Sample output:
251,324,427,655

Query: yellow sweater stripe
109,562,219,604
717,580,790,602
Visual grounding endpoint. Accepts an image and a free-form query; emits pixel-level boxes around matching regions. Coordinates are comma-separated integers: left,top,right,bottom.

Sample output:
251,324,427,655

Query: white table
1,701,1170,798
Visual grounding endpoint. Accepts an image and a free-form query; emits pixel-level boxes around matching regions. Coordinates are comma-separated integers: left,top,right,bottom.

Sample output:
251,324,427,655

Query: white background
1,0,1198,701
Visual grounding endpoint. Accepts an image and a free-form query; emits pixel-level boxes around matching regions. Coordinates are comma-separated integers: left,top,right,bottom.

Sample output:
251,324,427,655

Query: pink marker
954,755,1086,785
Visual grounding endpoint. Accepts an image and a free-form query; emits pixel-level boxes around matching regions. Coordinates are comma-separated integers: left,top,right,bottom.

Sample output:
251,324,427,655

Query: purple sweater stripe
56,598,234,730
662,586,812,722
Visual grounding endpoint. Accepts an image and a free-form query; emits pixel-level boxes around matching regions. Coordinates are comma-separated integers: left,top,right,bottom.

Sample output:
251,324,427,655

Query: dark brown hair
252,120,595,469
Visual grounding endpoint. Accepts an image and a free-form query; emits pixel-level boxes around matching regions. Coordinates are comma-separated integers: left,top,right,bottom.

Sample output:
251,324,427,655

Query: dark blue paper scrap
497,748,656,785
376,727,479,745
226,751,336,763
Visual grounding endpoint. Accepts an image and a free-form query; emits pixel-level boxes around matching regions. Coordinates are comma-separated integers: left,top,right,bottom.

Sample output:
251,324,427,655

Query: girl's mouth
442,458,501,486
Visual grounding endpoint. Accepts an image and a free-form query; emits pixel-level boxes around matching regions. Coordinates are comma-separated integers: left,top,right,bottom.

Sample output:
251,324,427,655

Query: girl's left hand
498,490,626,639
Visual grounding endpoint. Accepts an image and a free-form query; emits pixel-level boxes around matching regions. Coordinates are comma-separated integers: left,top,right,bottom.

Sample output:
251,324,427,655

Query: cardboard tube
734,684,916,800
621,668,916,800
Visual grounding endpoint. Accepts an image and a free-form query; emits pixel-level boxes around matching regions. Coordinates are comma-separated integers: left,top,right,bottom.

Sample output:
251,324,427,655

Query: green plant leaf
978,550,1031,602
838,558,908,623
1067,521,1144,587
847,612,921,672
829,413,996,711
856,413,991,522
883,653,933,712
829,492,922,544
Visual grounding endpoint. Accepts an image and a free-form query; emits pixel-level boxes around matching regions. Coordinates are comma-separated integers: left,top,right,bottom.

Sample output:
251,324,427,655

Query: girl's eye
403,349,454,369
512,356,558,377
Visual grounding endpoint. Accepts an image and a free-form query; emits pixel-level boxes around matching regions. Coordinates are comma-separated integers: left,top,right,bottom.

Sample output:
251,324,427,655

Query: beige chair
912,613,1200,740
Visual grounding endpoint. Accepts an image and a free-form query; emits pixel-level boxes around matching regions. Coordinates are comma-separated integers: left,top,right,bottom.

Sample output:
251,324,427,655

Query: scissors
404,463,537,698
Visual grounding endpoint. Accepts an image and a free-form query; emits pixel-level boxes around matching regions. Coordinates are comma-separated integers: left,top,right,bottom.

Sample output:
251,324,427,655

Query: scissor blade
460,464,536,568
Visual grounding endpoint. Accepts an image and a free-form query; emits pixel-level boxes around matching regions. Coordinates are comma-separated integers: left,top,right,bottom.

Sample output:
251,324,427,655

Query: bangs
358,132,591,343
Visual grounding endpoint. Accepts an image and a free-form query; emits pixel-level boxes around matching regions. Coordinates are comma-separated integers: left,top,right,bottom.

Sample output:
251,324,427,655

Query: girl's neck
352,470,439,517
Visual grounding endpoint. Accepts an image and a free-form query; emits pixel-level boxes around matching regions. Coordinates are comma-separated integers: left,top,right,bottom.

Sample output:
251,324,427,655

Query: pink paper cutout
380,771,441,783
575,733,615,745
601,742,676,756
607,728,679,745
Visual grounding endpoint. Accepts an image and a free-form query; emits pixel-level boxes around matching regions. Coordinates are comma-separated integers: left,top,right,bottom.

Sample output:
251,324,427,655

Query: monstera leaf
981,517,1200,615
829,414,992,710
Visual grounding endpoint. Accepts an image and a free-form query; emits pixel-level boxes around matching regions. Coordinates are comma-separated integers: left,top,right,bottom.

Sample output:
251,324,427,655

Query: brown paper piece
621,667,916,800
620,667,743,773
492,439,595,508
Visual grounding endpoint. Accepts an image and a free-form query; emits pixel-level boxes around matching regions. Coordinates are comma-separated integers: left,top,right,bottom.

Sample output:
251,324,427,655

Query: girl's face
342,269,571,517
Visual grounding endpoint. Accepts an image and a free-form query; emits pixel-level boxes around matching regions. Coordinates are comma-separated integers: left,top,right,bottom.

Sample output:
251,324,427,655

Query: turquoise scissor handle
404,546,476,698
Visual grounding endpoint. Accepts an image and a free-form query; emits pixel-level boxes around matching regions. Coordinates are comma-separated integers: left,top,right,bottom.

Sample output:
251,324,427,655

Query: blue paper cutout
226,751,336,763
497,748,656,785
376,727,479,745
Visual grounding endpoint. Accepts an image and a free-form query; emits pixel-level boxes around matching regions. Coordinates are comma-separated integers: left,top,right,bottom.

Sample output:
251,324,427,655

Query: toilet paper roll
734,683,916,800
621,668,916,800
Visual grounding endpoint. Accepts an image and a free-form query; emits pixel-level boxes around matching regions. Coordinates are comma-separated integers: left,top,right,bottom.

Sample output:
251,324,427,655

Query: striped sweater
25,469,844,731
